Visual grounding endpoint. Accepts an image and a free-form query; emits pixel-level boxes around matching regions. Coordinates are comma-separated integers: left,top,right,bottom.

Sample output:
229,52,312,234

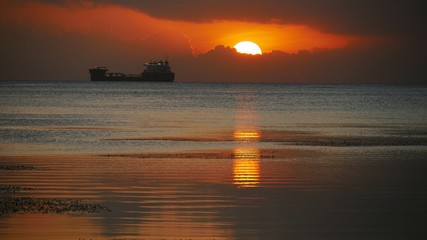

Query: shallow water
1,82,426,155
1,81,427,239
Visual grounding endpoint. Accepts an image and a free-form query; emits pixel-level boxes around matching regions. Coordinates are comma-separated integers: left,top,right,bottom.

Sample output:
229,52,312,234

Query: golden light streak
233,148,260,187
233,130,261,142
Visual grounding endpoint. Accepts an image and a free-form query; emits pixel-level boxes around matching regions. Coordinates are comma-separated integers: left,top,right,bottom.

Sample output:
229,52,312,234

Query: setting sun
234,41,263,55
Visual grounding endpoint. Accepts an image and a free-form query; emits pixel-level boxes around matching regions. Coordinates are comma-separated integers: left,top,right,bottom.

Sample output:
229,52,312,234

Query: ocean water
1,81,427,239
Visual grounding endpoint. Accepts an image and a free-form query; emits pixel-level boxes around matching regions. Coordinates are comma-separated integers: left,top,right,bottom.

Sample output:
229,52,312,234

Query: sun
234,41,263,55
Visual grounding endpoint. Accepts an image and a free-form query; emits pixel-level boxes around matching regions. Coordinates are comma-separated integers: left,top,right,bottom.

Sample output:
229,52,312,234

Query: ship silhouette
89,60,175,82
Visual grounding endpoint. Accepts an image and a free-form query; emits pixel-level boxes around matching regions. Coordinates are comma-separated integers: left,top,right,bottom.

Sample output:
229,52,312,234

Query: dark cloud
178,41,426,84
86,0,427,37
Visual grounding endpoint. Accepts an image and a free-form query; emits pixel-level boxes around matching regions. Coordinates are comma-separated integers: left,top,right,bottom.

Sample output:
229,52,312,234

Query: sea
1,81,426,240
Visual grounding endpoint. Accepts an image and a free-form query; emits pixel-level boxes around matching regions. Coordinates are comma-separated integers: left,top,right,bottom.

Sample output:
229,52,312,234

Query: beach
1,82,426,239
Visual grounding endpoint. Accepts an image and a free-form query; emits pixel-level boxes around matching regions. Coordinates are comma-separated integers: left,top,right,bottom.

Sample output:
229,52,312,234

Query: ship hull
90,76,140,81
90,73,174,82
140,72,174,82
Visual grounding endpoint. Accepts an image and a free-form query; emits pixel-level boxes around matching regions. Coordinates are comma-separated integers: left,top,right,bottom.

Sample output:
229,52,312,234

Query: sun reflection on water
233,147,260,187
233,130,260,142
233,89,261,188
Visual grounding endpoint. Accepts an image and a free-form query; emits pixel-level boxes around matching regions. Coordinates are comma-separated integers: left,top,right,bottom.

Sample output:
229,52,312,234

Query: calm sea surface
1,81,427,239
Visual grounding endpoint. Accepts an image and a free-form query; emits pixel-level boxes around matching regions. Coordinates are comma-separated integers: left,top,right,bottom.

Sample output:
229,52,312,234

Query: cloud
84,0,426,37
11,0,426,38
176,41,426,84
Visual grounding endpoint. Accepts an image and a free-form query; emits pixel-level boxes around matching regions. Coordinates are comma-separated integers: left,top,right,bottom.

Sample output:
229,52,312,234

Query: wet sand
0,164,109,216
102,129,427,147
1,145,426,240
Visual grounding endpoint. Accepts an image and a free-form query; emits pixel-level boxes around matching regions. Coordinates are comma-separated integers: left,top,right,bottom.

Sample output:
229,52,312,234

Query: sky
0,0,426,83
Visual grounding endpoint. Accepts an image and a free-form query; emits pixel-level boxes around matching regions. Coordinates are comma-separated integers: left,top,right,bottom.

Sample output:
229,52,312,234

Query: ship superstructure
89,60,175,82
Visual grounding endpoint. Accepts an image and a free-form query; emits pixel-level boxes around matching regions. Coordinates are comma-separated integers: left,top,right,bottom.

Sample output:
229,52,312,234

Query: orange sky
1,0,424,83
2,1,354,55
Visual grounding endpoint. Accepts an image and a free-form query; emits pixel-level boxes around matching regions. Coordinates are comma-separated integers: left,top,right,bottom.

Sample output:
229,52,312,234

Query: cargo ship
89,60,174,82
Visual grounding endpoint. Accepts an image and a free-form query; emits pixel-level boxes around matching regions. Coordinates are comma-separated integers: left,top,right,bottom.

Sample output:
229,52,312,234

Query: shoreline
1,146,426,239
